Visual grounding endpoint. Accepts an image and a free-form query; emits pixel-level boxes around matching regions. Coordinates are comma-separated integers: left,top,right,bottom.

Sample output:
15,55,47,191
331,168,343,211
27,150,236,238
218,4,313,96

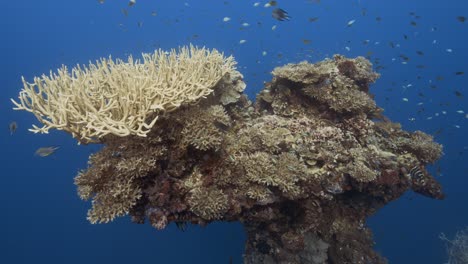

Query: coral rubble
14,49,444,264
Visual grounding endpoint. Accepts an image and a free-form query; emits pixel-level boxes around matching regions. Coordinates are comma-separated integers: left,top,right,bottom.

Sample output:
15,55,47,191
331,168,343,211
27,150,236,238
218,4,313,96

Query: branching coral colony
12,46,444,264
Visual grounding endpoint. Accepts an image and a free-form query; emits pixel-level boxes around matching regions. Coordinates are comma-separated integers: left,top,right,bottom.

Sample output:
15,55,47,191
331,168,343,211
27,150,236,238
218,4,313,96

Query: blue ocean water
1,0,466,263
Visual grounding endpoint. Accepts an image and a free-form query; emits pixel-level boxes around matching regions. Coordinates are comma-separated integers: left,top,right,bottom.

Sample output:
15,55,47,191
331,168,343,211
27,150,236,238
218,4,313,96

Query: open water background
1,1,467,263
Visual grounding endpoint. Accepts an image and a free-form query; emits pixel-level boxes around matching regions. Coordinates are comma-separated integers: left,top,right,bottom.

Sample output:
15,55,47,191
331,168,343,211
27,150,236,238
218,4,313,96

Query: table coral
13,50,444,264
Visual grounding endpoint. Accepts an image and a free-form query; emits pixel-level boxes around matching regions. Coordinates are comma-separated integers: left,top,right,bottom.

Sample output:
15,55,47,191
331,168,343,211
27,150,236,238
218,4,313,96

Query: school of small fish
8,1,466,158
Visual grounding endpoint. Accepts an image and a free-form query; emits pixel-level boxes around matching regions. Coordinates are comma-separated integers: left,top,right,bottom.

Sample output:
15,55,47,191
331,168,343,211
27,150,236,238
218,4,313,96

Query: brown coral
15,52,444,264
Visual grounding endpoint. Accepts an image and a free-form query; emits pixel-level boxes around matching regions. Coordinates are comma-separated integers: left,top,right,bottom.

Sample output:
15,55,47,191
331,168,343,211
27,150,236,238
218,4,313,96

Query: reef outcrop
13,48,443,263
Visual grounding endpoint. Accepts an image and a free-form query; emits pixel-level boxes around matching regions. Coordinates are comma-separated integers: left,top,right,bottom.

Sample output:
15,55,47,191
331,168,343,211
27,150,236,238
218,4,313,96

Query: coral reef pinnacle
14,50,444,264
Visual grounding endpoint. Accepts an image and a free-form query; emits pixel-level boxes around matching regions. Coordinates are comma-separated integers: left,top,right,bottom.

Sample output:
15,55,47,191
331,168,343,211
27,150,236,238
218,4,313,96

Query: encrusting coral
13,47,444,264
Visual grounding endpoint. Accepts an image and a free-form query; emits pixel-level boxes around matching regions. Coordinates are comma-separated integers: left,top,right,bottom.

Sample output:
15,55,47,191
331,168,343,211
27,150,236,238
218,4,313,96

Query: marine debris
12,46,444,264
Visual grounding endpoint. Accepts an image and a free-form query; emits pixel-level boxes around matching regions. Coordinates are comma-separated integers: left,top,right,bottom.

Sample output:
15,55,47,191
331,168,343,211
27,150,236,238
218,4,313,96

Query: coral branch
11,45,236,144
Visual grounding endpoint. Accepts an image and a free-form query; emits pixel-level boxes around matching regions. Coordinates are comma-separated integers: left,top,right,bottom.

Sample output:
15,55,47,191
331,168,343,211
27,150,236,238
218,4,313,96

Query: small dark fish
137,21,143,27
399,54,410,61
175,221,187,232
111,151,122,158
9,121,17,135
455,90,464,98
272,8,290,21
268,1,278,6
151,11,157,16
436,76,444,81
416,51,424,56
121,8,128,17
403,34,408,40
457,16,466,22
213,120,229,131
128,0,136,7
433,128,443,137
308,17,319,22
302,39,311,45
361,8,367,16
455,71,464,75
410,21,417,26
376,16,382,22
35,146,59,157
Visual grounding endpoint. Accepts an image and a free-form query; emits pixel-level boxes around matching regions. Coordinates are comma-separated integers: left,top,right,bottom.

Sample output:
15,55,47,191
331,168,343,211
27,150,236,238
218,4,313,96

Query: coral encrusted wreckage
12,46,444,264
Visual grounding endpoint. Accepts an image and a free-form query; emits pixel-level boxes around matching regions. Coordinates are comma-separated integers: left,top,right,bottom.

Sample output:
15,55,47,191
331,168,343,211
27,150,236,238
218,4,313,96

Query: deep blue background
1,1,467,263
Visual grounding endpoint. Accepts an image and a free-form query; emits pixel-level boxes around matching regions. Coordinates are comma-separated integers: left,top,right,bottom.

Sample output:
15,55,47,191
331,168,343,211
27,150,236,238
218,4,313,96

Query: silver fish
35,146,59,157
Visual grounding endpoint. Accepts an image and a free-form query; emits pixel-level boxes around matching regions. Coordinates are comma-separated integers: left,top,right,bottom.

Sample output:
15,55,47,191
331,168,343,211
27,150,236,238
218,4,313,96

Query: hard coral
11,45,236,144
15,51,444,264
180,105,231,151
396,130,443,163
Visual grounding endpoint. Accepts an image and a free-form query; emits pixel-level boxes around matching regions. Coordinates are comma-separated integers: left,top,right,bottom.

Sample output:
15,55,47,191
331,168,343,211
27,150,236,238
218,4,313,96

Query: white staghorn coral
11,45,236,143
